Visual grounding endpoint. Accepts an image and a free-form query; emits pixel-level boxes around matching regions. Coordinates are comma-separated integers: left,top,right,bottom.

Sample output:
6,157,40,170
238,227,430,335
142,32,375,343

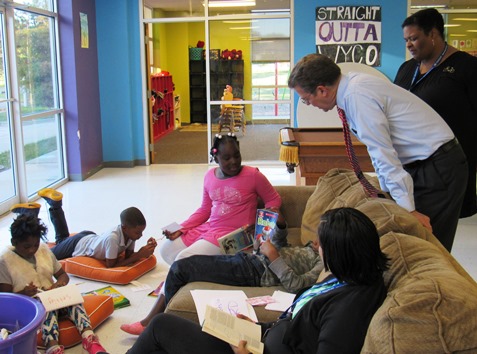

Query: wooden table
280,127,375,186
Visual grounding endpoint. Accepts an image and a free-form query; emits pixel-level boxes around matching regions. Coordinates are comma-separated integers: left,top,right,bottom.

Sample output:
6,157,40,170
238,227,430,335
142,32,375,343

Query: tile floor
0,164,475,353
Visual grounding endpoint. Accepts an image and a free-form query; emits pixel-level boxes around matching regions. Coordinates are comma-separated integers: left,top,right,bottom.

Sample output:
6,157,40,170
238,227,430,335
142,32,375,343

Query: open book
202,305,264,354
217,225,254,255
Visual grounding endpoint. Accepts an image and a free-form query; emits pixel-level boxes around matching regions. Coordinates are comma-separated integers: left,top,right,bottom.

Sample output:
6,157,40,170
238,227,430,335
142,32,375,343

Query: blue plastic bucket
0,293,46,354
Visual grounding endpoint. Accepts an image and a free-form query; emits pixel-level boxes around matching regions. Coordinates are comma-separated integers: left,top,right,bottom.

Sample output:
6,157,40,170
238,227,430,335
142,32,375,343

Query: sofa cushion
165,282,285,324
362,232,477,353
64,255,156,285
274,185,315,230
37,294,114,349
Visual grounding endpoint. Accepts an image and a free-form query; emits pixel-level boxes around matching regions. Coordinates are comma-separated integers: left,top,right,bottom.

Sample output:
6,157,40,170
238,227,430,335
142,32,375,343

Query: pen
26,283,44,292
147,237,162,243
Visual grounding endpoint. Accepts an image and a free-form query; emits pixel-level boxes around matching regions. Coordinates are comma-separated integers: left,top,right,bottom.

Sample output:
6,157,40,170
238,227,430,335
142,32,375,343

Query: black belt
404,138,459,170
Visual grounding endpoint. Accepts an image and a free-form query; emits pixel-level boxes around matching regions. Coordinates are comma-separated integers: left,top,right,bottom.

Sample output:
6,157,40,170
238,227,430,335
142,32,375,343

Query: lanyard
279,277,347,319
410,42,448,90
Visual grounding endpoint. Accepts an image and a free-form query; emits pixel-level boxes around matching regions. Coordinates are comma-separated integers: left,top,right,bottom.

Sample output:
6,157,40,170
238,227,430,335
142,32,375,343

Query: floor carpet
178,123,219,132
153,123,286,164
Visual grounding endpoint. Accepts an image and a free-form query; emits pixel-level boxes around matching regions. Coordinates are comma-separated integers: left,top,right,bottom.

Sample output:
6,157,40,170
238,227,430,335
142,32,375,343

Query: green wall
151,21,254,124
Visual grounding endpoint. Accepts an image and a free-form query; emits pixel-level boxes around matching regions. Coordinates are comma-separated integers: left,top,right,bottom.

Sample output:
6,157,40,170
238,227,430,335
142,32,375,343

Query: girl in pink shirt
159,133,281,265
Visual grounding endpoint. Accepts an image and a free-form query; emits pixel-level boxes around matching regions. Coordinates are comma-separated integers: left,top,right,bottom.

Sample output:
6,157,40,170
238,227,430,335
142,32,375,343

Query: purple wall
58,0,103,181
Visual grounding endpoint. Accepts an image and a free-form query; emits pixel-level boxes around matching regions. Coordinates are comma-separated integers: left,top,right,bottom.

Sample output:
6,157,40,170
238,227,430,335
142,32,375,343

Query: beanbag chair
37,294,114,348
363,232,477,353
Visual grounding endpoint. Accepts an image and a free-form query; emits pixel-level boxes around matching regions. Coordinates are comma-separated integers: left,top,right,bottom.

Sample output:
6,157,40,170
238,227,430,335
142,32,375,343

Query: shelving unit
174,95,181,129
151,74,174,141
189,59,244,124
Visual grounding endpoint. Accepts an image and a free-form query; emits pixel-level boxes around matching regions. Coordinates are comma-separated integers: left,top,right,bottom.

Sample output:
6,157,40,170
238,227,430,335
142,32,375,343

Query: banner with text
316,6,382,67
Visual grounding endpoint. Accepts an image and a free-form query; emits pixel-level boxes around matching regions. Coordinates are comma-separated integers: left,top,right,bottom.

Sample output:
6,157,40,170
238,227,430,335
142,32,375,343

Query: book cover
218,225,254,255
253,209,279,253
83,285,130,309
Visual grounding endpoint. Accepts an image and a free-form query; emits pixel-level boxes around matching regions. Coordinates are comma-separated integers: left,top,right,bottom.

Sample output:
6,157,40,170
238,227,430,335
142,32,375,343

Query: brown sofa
165,169,477,353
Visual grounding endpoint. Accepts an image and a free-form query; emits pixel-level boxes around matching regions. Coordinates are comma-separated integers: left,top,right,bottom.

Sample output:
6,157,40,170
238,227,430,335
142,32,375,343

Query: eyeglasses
299,89,316,105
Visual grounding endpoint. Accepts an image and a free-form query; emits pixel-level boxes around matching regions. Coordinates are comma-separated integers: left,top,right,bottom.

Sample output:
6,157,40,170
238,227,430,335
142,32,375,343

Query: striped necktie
337,107,381,198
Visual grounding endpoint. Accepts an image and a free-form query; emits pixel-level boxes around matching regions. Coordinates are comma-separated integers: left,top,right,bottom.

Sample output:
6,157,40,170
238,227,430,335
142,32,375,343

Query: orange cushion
64,255,157,285
37,294,114,349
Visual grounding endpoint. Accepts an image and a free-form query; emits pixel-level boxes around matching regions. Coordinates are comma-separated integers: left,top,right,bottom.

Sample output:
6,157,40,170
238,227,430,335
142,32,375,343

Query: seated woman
126,207,389,354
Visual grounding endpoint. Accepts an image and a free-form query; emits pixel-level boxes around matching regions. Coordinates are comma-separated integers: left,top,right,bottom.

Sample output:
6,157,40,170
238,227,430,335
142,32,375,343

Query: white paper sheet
265,290,295,312
35,284,84,311
190,289,258,324
161,222,182,233
130,280,151,292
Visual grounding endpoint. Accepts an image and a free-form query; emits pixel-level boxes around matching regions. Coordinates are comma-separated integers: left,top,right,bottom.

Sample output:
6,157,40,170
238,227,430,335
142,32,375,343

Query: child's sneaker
82,334,108,354
38,188,63,208
10,202,41,217
45,345,65,354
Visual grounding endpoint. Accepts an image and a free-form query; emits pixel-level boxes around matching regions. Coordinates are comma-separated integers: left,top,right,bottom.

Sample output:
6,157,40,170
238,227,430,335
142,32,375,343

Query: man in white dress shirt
288,53,467,252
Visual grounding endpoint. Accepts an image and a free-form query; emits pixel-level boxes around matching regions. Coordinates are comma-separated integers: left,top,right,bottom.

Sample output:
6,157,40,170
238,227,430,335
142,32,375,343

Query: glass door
14,8,65,195
0,9,17,214
142,0,292,164
0,1,66,215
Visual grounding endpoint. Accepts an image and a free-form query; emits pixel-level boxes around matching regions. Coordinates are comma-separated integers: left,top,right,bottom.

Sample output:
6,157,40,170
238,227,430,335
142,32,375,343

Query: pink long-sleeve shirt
180,166,281,246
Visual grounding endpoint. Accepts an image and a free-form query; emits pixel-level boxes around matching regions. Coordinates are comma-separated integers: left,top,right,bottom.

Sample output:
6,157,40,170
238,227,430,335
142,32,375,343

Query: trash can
0,293,46,354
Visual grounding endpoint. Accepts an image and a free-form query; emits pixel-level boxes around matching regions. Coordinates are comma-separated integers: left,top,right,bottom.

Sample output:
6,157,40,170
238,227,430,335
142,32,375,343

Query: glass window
208,0,291,16
15,10,58,114
14,7,64,197
13,0,53,11
445,13,477,56
0,10,17,212
251,17,290,61
143,0,205,18
21,114,64,193
409,4,477,57
0,0,65,212
143,0,292,164
251,62,290,118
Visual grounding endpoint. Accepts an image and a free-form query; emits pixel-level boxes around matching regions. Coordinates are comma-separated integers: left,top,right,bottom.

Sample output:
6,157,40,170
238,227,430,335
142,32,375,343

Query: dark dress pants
405,142,467,251
126,313,234,354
